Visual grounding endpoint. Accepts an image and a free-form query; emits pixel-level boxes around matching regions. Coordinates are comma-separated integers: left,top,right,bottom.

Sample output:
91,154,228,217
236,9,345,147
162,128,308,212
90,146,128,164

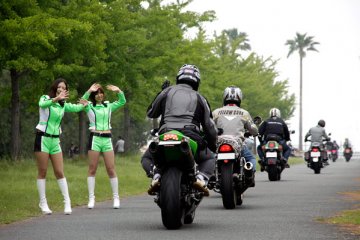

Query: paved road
1,157,359,240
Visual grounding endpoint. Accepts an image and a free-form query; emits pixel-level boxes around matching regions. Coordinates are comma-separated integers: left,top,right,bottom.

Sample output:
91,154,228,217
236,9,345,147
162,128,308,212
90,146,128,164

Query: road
0,157,359,240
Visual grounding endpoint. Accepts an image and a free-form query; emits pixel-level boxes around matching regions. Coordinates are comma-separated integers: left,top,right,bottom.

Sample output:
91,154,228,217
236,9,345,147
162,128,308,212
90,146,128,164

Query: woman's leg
50,152,72,214
103,151,120,208
35,152,52,214
87,150,101,208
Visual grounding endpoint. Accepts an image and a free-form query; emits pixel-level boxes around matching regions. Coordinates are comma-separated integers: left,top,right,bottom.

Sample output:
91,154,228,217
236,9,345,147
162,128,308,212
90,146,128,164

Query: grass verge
0,153,148,225
318,188,360,235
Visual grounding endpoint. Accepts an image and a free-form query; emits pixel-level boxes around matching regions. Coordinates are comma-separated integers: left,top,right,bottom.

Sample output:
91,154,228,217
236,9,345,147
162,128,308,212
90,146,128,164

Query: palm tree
286,32,319,151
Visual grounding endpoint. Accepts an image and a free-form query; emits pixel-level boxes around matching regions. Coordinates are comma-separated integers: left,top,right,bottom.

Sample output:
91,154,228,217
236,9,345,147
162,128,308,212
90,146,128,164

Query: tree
285,32,319,151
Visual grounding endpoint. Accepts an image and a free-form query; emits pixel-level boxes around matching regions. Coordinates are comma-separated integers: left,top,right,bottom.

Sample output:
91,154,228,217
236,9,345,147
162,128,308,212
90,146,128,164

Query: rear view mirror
253,116,262,125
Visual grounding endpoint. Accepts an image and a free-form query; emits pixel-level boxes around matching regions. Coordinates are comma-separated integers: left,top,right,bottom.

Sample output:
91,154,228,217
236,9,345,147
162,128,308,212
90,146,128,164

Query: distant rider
304,119,330,165
212,86,258,187
257,108,291,171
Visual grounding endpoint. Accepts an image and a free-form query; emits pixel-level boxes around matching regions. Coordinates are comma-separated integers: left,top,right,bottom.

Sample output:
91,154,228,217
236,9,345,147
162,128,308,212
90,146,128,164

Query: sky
176,0,360,150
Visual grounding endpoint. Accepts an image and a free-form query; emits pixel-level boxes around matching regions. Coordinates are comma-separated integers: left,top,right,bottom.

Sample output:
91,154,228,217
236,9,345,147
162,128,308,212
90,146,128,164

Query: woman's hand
53,90,69,102
78,98,89,106
106,84,121,93
88,83,100,93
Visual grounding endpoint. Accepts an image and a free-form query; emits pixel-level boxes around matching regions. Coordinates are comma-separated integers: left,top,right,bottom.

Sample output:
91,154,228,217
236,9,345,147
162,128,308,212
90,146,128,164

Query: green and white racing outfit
34,95,85,154
82,91,126,152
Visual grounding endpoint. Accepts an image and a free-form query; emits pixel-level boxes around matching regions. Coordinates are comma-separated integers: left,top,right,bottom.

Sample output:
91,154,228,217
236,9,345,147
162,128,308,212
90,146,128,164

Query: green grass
327,209,360,225
0,154,148,224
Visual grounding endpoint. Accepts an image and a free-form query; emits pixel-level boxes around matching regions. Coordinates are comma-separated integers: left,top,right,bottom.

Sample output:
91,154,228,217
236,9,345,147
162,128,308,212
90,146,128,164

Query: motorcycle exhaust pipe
180,141,195,170
244,162,253,171
149,142,158,154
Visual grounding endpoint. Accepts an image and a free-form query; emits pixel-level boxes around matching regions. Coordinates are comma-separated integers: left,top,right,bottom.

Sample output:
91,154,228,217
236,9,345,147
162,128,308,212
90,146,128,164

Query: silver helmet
223,86,243,106
269,108,281,118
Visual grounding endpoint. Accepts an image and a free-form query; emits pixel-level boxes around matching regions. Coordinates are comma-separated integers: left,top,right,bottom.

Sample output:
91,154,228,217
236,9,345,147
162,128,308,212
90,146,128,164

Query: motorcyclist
257,108,291,171
332,140,339,150
212,86,258,187
142,64,218,196
304,119,330,165
343,138,352,149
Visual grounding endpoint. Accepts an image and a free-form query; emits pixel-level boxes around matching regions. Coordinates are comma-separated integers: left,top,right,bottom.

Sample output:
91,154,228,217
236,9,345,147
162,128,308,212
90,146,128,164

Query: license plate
312,157,319,162
311,152,320,157
266,152,277,158
158,141,181,145
217,153,235,160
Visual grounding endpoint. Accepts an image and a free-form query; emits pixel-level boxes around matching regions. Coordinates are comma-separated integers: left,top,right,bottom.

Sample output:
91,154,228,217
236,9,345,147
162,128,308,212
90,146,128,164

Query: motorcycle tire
313,162,321,174
160,167,184,229
268,165,278,181
220,163,236,209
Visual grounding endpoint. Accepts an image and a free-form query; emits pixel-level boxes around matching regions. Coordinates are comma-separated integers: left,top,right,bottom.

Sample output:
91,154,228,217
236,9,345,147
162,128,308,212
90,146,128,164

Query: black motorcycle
343,147,353,162
305,141,328,174
209,134,253,209
261,136,286,181
148,129,206,229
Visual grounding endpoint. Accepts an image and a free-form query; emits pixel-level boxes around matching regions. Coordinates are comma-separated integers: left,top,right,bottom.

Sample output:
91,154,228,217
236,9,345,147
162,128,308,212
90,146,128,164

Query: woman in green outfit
35,78,87,215
82,83,126,209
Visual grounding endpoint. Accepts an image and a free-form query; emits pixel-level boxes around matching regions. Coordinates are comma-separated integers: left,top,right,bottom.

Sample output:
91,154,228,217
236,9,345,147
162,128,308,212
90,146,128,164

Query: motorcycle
343,147,353,162
305,140,328,174
331,148,338,162
148,129,206,229
208,134,253,209
261,135,286,181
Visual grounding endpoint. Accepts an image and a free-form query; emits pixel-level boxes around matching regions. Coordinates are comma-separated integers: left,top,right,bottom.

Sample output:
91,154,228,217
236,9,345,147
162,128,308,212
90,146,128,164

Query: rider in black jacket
141,64,218,195
257,108,291,171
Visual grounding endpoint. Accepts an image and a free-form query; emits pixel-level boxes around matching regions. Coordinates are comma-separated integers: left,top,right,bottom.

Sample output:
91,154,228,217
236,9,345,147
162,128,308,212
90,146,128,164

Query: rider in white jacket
212,86,258,187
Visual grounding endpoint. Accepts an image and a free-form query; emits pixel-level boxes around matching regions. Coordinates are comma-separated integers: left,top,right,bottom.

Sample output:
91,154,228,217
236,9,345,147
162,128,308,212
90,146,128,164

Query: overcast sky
179,0,360,150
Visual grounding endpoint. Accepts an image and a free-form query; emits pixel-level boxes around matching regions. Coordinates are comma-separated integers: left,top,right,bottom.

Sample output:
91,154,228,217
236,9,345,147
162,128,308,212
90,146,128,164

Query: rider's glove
161,80,170,90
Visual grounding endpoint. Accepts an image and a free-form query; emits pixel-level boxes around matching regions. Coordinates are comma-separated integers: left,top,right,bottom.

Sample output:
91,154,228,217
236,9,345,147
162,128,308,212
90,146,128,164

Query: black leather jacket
147,84,218,151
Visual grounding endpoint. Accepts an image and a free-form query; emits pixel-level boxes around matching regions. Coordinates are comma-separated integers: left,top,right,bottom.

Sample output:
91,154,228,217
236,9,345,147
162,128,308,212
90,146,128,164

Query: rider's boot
192,173,210,196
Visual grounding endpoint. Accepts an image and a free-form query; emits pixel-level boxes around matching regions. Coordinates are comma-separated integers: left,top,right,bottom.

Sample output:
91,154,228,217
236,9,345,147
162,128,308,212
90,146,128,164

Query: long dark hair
48,78,68,98
89,85,106,106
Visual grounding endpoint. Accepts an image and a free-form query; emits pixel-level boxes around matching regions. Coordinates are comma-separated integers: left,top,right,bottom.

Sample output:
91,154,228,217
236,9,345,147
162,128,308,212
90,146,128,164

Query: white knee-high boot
57,178,72,214
37,179,52,215
87,176,95,209
110,177,120,209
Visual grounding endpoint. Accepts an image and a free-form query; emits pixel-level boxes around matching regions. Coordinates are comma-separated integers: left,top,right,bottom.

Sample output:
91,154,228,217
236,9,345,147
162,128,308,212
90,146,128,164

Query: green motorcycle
149,130,206,229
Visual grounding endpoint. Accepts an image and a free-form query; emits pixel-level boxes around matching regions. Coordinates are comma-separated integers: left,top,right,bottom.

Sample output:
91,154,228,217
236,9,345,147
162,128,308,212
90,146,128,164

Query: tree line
0,0,295,160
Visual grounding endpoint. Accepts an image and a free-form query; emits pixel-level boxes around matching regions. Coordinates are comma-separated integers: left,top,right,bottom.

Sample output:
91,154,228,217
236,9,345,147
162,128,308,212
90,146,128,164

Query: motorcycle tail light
163,134,178,141
312,148,319,152
219,144,233,152
331,150,336,153
269,142,275,148
278,144,283,151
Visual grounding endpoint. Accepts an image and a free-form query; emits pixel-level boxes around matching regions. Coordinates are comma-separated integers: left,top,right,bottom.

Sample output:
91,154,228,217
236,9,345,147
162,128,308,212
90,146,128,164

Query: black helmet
223,86,243,107
318,119,325,127
176,64,201,91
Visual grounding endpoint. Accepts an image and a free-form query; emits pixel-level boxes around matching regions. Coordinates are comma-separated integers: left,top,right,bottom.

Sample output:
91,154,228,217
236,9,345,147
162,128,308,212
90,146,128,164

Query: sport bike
148,130,205,229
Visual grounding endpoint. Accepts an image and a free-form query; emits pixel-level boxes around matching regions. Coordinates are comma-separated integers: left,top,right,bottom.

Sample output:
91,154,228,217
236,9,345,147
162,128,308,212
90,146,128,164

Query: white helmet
223,86,243,106
269,108,281,118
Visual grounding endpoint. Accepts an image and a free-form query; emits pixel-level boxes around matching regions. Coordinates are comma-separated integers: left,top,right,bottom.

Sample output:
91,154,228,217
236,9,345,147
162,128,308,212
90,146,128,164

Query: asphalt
0,156,359,240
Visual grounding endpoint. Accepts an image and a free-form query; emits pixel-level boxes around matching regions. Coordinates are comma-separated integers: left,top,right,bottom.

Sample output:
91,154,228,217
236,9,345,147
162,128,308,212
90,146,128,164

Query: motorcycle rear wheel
220,163,236,209
160,167,183,229
313,162,321,174
268,165,279,181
